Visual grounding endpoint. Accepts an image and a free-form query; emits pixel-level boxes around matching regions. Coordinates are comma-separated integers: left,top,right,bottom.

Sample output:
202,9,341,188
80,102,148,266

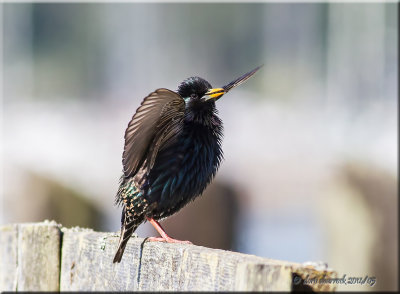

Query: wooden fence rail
0,221,337,291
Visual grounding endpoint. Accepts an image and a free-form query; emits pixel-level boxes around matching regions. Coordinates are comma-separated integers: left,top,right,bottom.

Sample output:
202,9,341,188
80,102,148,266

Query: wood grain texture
17,221,61,291
1,222,338,291
0,224,18,291
0,221,61,291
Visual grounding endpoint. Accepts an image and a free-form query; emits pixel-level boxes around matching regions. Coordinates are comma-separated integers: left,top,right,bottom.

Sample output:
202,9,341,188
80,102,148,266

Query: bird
113,65,262,263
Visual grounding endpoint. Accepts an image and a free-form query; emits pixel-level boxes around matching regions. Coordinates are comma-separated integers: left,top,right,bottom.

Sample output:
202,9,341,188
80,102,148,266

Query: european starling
113,66,262,263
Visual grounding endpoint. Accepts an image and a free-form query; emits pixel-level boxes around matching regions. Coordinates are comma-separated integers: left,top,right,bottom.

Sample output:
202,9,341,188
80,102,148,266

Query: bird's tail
113,210,142,263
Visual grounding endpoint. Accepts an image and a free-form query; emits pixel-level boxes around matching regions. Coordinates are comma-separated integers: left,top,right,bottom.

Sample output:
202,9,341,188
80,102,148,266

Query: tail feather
113,211,141,263
114,178,147,263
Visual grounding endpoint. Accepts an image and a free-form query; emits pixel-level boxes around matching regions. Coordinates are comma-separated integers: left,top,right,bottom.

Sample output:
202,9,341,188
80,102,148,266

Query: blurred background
1,2,398,291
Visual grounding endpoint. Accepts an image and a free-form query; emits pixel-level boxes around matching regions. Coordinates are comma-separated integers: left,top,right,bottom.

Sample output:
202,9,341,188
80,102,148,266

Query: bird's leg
146,217,192,244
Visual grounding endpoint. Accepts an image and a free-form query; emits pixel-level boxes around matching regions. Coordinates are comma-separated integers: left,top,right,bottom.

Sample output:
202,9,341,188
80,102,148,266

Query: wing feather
122,88,185,178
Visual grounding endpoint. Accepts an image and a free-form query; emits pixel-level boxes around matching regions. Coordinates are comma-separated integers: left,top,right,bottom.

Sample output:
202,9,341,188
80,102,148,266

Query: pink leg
146,217,192,244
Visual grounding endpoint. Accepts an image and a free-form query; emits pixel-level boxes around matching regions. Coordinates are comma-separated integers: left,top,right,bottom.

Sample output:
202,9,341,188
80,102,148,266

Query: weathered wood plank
60,228,143,291
235,263,292,291
17,221,61,291
59,227,337,291
0,224,18,291
1,221,338,291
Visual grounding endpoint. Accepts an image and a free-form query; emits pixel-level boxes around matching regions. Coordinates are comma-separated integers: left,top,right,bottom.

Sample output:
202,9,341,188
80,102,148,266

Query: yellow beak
203,65,263,101
204,88,225,100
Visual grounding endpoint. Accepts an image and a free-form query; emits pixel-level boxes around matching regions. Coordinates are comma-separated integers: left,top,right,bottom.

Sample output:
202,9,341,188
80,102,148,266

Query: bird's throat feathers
184,100,222,129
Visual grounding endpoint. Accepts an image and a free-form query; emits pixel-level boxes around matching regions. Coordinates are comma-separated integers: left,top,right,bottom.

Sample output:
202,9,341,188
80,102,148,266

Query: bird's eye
190,94,197,99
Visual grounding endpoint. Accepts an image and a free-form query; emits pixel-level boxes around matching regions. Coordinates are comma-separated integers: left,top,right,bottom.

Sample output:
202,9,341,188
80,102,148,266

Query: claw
146,217,193,245
147,236,192,244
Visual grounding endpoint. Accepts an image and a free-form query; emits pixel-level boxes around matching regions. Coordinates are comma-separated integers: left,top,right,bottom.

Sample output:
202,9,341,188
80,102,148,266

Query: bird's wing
123,88,185,178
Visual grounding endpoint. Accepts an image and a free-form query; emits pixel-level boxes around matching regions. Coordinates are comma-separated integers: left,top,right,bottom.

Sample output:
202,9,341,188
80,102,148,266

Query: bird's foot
147,236,192,244
145,217,192,244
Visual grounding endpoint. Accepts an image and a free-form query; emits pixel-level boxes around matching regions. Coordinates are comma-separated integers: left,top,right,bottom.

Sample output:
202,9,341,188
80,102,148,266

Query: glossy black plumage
113,66,261,263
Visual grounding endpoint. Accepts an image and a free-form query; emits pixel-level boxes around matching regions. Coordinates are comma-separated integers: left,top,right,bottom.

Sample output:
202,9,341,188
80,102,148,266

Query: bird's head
177,65,263,104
